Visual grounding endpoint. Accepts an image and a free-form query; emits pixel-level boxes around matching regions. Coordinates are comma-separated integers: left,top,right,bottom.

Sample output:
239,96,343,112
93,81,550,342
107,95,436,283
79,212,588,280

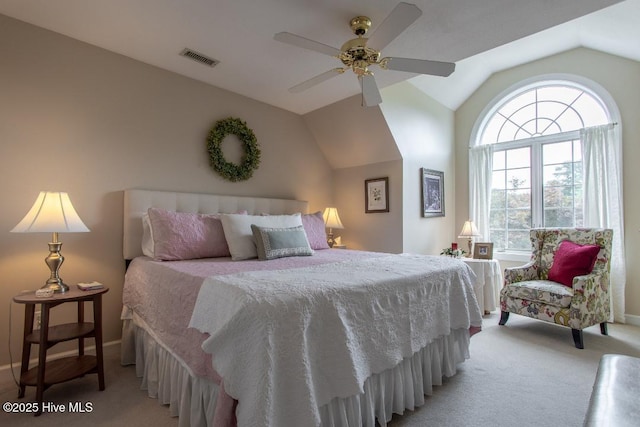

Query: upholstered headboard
123,189,308,260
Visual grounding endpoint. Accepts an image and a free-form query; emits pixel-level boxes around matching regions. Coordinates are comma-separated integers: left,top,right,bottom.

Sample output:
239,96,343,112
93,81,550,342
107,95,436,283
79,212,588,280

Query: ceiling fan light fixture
353,60,370,76
339,41,380,69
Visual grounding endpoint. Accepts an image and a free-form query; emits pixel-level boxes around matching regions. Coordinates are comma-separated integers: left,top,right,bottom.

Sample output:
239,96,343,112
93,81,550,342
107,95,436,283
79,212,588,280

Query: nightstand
13,285,108,415
332,244,347,249
461,258,502,315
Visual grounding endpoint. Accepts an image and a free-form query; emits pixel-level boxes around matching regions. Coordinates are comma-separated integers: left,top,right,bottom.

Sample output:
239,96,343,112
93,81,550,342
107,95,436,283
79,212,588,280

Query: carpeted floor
2,312,639,426
388,313,640,426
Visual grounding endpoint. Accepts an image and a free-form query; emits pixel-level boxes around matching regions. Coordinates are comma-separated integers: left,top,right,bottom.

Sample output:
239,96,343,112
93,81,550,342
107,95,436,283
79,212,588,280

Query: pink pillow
548,240,600,287
302,211,330,250
146,208,236,260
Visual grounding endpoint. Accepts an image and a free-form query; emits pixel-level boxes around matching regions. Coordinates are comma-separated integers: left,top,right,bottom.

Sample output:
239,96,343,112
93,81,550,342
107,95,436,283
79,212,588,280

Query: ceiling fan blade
383,57,455,77
274,32,341,57
367,2,422,50
289,68,345,93
359,74,382,107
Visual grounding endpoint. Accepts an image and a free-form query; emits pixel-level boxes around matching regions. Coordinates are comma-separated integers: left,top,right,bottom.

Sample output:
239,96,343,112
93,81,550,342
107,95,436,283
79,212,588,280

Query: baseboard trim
625,314,640,327
0,340,121,386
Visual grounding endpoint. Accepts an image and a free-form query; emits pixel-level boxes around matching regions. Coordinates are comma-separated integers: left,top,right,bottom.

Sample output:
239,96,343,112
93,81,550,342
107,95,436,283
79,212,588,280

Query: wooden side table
13,286,108,416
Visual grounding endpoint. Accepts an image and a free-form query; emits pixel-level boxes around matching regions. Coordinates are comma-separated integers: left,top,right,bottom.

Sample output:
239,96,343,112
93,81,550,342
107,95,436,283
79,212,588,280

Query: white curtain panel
581,124,626,323
469,145,494,241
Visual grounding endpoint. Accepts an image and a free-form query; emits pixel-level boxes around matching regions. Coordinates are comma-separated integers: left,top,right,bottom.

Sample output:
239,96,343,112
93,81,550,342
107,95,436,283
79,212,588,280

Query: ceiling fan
274,2,455,107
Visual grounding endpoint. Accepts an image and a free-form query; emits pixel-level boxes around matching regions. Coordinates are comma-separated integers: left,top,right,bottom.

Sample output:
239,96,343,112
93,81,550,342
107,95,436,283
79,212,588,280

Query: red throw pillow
548,240,601,287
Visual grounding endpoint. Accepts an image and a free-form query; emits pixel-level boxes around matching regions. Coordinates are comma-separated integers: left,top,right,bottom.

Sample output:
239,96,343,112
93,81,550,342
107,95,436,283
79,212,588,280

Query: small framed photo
365,177,389,213
421,168,444,217
473,242,494,260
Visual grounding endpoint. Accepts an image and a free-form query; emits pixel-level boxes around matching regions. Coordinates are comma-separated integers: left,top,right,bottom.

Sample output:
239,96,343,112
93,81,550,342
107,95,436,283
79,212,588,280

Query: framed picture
365,177,389,213
473,242,494,260
421,168,444,217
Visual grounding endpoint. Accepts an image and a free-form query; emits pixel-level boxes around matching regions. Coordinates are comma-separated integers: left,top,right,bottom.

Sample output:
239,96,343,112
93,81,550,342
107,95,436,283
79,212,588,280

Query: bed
120,189,482,427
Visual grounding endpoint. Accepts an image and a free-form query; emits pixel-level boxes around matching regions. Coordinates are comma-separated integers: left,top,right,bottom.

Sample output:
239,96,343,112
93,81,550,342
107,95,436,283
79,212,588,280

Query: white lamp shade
458,220,480,238
322,207,344,229
11,191,90,233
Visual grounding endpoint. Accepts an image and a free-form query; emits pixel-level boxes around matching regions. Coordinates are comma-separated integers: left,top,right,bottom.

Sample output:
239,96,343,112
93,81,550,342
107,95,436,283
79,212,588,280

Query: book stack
77,281,104,291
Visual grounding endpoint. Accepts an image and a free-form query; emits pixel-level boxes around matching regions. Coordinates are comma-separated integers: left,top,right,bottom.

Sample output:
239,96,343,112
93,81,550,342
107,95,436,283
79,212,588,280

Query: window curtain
469,145,493,241
581,124,626,323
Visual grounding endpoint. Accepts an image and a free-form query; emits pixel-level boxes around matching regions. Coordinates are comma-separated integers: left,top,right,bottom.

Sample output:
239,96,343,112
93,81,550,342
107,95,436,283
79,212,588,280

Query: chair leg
600,322,608,336
572,329,584,349
499,311,510,325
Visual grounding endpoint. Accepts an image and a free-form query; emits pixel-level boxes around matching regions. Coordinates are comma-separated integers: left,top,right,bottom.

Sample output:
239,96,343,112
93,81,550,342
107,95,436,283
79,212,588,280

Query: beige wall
454,48,640,319
303,94,403,253
332,160,404,253
303,95,401,169
0,15,333,366
308,81,457,255
380,81,456,255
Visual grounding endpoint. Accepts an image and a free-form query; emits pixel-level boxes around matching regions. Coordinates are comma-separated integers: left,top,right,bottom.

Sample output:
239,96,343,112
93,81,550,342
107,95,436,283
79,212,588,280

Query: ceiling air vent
180,48,219,67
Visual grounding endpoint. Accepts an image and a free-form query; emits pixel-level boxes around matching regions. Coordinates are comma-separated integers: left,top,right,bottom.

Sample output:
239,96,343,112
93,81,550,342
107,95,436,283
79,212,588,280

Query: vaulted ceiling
1,0,637,114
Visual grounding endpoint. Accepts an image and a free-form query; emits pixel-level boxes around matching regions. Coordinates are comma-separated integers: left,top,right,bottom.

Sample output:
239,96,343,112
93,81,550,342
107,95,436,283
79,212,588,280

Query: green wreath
206,117,261,182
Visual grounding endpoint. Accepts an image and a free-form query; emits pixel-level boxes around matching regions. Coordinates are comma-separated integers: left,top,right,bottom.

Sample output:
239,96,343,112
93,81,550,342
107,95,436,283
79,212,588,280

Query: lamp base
42,280,69,293
327,230,335,248
44,238,69,293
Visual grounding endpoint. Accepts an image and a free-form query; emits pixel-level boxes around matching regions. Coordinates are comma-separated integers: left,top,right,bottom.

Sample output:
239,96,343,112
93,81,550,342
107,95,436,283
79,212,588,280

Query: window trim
494,250,531,263
470,74,619,149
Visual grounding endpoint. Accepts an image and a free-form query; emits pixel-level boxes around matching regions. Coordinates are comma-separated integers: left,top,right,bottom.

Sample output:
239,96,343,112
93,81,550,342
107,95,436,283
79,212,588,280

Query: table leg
77,300,84,356
18,304,35,399
35,304,50,416
93,294,105,391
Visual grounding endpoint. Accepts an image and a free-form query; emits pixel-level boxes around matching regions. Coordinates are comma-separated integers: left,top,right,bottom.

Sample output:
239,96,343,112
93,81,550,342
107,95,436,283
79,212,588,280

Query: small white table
462,258,502,315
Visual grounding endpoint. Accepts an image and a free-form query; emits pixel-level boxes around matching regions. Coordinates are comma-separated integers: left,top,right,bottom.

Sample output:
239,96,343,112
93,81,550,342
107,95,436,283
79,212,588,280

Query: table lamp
458,220,481,256
11,191,90,293
322,207,344,248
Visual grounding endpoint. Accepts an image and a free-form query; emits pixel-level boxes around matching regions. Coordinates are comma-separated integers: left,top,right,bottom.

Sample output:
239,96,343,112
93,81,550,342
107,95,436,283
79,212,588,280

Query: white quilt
189,254,482,427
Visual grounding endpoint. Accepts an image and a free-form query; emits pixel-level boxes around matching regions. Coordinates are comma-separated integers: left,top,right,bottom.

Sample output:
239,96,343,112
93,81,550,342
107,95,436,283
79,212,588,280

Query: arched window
472,77,615,252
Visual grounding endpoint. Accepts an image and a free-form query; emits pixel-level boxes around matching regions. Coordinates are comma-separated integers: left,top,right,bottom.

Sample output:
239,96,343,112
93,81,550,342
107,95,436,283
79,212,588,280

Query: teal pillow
251,224,314,260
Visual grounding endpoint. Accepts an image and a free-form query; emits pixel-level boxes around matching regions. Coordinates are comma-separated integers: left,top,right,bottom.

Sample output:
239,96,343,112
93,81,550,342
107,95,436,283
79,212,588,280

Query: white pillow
220,213,303,260
141,213,155,258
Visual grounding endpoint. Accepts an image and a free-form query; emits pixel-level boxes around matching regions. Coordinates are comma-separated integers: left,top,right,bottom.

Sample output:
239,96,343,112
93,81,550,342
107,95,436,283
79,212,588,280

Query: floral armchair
499,228,613,349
